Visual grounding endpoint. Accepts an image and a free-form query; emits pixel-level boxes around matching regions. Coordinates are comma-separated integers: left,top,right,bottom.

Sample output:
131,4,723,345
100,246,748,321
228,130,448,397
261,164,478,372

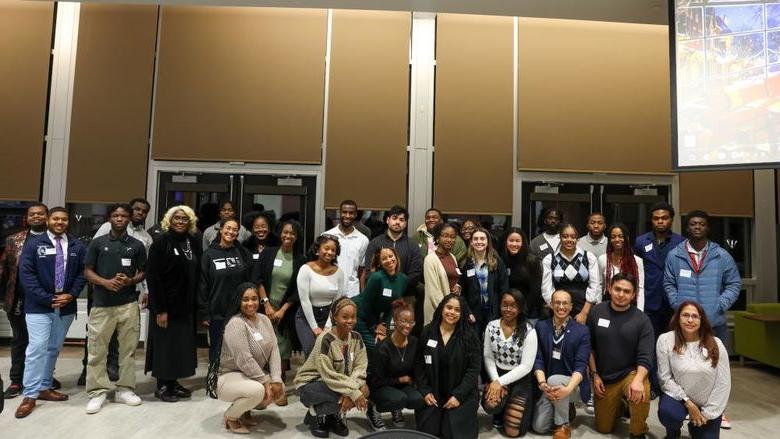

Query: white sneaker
115,389,142,406
585,395,595,414
86,393,107,414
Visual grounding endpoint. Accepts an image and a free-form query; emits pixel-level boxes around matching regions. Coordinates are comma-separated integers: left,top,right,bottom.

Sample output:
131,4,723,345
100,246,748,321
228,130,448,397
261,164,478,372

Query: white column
315,9,334,235
407,12,436,227
512,17,522,227
752,169,777,303
41,2,80,207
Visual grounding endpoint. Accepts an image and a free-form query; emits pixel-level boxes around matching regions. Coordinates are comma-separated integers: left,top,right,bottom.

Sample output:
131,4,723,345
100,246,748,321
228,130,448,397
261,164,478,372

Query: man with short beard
413,207,467,263
323,200,368,298
577,213,607,257
530,208,563,261
1,203,49,399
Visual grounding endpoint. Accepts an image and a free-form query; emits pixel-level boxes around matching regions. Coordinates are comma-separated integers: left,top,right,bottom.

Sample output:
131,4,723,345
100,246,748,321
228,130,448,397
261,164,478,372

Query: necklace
393,337,408,363
180,239,193,260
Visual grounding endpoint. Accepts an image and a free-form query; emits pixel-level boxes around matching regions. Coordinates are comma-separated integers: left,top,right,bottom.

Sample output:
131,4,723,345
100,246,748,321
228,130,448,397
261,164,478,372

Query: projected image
674,1,780,168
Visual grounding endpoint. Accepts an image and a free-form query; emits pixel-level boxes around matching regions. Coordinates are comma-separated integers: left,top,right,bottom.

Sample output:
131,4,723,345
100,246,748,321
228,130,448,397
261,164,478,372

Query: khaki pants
218,372,266,419
594,371,650,436
86,302,140,397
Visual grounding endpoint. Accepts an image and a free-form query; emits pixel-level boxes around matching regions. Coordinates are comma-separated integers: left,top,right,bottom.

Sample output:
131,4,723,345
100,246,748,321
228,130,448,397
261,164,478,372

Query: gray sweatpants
532,374,576,433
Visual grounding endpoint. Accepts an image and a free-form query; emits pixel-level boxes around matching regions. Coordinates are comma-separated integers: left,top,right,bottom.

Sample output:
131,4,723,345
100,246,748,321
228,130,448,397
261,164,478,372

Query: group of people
0,198,738,439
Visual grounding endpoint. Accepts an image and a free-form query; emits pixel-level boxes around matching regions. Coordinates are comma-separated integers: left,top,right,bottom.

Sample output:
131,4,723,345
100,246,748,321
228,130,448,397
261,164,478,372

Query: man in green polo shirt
83,203,146,414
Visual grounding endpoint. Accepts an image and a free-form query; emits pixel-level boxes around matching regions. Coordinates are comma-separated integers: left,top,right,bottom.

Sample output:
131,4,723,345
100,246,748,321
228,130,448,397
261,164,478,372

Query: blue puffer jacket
663,240,741,328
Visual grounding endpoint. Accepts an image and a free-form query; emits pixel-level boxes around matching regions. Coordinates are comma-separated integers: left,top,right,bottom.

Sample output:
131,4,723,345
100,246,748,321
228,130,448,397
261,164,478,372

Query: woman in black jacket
243,211,281,259
500,227,544,322
459,227,509,337
145,205,202,403
415,293,481,439
251,219,305,404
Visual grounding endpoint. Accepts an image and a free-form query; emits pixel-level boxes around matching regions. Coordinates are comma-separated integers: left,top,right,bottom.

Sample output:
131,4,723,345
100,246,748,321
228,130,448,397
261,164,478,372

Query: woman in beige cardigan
423,223,462,324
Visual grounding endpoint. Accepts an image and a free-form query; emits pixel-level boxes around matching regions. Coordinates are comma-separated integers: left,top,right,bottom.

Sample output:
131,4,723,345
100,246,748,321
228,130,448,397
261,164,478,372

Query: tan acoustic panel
435,14,514,215
679,171,754,217
153,6,326,164
66,4,157,204
325,10,410,210
518,18,672,174
0,1,53,201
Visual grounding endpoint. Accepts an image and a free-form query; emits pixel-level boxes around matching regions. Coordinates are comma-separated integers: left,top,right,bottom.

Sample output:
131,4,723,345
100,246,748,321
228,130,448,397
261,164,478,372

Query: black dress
144,231,201,380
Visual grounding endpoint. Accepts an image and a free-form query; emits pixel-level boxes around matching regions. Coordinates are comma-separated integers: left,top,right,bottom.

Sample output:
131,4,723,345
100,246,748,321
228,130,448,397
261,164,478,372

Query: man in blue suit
15,207,86,419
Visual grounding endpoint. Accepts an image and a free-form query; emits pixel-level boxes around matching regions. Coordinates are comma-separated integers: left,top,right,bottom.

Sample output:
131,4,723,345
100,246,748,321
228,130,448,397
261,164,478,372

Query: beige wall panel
325,10,410,210
0,1,53,201
435,14,514,215
679,170,754,217
153,7,326,164
67,4,157,203
518,18,672,174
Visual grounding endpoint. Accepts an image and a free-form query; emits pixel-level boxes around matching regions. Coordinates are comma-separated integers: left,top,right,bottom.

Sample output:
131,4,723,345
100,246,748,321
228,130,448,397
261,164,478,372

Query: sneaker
391,409,405,427
327,413,350,437
172,382,192,399
154,385,179,403
115,389,142,406
585,395,595,414
309,414,329,438
492,413,504,430
720,414,732,429
4,383,22,399
86,393,107,414
366,404,387,431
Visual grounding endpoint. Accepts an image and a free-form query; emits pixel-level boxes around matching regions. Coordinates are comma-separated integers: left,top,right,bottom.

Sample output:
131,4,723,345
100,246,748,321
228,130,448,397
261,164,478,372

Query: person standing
15,207,87,418
1,203,48,399
243,211,280,260
202,201,251,249
361,205,421,295
529,208,563,261
459,228,509,338
323,200,368,298
414,208,467,263
144,205,201,403
577,213,607,257
588,273,654,438
597,223,645,310
83,204,147,414
500,227,544,323
423,223,462,325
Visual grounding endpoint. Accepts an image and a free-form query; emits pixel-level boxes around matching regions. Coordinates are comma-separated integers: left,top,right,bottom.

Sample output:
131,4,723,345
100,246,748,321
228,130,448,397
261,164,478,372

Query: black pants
416,396,479,439
372,385,426,413
8,310,28,385
481,373,534,436
299,381,342,416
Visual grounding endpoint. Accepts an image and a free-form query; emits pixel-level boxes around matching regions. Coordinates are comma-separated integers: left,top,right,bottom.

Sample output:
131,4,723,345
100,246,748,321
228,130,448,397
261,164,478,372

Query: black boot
309,414,329,438
326,413,349,437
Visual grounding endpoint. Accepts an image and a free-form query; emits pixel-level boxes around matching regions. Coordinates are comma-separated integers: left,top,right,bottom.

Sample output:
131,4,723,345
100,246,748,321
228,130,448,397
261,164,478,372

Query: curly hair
308,233,341,263
160,205,198,234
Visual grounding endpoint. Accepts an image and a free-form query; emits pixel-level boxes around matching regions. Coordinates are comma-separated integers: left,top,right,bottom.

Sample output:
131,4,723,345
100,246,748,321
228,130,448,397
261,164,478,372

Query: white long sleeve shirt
296,264,345,330
597,253,645,311
483,319,537,387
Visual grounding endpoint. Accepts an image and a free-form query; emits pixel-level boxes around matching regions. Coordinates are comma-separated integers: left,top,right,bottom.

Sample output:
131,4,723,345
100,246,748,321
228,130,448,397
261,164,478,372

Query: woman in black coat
415,293,482,439
459,227,509,337
500,227,544,322
145,205,202,403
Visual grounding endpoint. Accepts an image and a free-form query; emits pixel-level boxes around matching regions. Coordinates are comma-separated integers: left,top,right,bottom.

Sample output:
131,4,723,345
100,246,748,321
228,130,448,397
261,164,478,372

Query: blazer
534,318,591,402
19,233,87,315
634,231,684,312
0,230,30,313
459,255,509,324
423,252,458,324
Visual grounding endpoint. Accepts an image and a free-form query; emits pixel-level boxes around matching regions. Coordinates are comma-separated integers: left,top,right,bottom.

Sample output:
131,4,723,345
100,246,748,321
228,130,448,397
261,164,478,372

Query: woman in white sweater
656,300,730,438
295,235,345,356
482,289,538,437
597,223,645,310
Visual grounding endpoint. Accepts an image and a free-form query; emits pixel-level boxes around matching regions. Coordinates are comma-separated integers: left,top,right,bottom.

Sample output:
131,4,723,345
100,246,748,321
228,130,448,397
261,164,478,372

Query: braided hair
604,223,639,295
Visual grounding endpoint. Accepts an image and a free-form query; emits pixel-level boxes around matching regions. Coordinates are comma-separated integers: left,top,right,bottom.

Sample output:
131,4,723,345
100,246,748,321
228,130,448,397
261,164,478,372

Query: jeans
23,310,75,398
658,393,722,438
533,375,576,433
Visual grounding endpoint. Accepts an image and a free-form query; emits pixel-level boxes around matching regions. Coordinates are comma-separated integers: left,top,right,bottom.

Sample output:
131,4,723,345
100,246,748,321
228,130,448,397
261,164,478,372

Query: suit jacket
19,233,87,315
0,230,30,313
534,318,591,402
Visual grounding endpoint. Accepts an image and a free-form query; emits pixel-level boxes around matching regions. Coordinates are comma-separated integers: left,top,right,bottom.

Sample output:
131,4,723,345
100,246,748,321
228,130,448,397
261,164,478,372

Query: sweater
297,264,345,330
219,314,282,384
483,320,537,386
294,329,368,401
369,335,419,390
356,269,407,329
587,302,654,384
656,331,730,420
198,242,252,321
423,252,458,324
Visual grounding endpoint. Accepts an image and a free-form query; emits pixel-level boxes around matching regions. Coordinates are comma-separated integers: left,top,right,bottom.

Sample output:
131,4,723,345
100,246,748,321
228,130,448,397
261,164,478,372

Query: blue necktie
55,236,65,291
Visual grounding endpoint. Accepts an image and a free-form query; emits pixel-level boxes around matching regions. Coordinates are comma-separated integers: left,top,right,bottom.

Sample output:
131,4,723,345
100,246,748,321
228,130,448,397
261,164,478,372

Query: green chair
733,303,780,368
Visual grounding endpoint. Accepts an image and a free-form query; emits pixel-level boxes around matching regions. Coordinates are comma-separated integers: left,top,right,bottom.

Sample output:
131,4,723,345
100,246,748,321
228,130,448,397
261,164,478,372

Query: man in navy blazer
15,207,86,419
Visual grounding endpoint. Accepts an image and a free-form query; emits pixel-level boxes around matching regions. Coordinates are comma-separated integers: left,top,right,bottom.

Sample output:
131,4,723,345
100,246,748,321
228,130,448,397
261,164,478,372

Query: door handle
238,175,245,218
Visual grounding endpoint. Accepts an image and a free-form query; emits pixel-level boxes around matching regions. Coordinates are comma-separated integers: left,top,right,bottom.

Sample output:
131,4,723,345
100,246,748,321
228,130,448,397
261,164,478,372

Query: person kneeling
294,297,369,438
207,283,285,434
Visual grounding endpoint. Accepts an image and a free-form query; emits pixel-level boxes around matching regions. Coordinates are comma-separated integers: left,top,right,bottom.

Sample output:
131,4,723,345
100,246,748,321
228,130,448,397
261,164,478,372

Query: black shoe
310,414,329,438
77,369,87,387
107,366,119,382
366,404,387,431
326,413,349,437
492,413,504,430
4,383,22,399
154,385,179,403
51,378,61,390
172,382,191,399
391,409,405,427
629,435,647,439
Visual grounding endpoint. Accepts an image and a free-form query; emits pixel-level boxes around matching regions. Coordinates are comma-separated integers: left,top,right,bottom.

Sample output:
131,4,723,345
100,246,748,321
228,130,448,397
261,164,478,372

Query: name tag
121,258,132,267
329,284,339,291
540,243,549,251
597,318,610,328
382,288,393,297
507,268,511,275
45,248,56,255
214,260,227,270
253,253,260,260
252,332,264,342
680,269,692,278
467,269,476,277
174,248,179,256
456,268,462,275
552,350,562,360
273,259,283,267
424,355,432,364
644,243,653,253
426,339,438,348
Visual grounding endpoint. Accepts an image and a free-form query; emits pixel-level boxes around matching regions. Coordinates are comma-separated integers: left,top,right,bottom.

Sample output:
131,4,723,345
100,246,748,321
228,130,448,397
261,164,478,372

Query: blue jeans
658,393,722,438
23,310,75,398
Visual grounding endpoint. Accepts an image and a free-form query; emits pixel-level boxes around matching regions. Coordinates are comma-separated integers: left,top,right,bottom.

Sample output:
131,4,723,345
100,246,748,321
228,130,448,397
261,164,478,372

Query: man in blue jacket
15,207,86,419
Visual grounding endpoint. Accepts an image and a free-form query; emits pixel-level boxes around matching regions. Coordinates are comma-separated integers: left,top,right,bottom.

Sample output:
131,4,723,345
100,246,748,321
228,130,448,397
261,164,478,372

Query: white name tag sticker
467,269,476,277
597,318,610,328
382,288,393,297
121,258,132,267
252,332,263,342
45,248,56,255
273,259,283,267
680,269,692,278
174,248,179,256
552,351,562,360
507,268,511,275
424,355,432,364
426,339,438,348
540,243,549,251
253,253,260,260
214,260,227,270
644,244,653,253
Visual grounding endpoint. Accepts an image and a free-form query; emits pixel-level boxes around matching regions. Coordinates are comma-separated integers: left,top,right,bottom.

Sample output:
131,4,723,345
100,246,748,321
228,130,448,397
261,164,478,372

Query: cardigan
415,323,481,403
219,314,282,384
423,252,459,324
294,329,368,401
459,255,509,326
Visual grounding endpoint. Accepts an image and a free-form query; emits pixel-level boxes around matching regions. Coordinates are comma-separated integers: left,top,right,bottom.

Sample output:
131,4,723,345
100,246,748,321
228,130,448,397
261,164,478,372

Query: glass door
602,184,669,239
157,172,232,233
522,182,592,238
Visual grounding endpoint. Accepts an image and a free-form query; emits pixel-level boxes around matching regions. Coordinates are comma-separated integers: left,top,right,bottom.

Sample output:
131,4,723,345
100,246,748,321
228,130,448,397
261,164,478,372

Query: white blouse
597,253,645,311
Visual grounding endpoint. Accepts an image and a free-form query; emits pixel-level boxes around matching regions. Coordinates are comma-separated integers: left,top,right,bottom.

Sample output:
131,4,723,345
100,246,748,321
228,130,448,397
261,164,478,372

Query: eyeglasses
500,304,518,310
397,320,415,327
681,313,700,321
552,301,571,307
171,215,190,223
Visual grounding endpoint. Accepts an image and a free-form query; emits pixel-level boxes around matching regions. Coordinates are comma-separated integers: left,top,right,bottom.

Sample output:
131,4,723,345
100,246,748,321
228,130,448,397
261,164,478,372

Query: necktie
55,236,65,291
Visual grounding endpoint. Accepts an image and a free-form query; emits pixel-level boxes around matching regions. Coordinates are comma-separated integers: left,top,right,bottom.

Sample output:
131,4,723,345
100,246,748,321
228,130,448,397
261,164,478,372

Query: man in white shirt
530,208,563,261
578,212,607,257
323,200,368,298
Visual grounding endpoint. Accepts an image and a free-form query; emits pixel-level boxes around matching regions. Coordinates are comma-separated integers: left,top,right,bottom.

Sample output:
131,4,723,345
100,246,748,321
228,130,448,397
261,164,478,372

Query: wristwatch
259,297,269,305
